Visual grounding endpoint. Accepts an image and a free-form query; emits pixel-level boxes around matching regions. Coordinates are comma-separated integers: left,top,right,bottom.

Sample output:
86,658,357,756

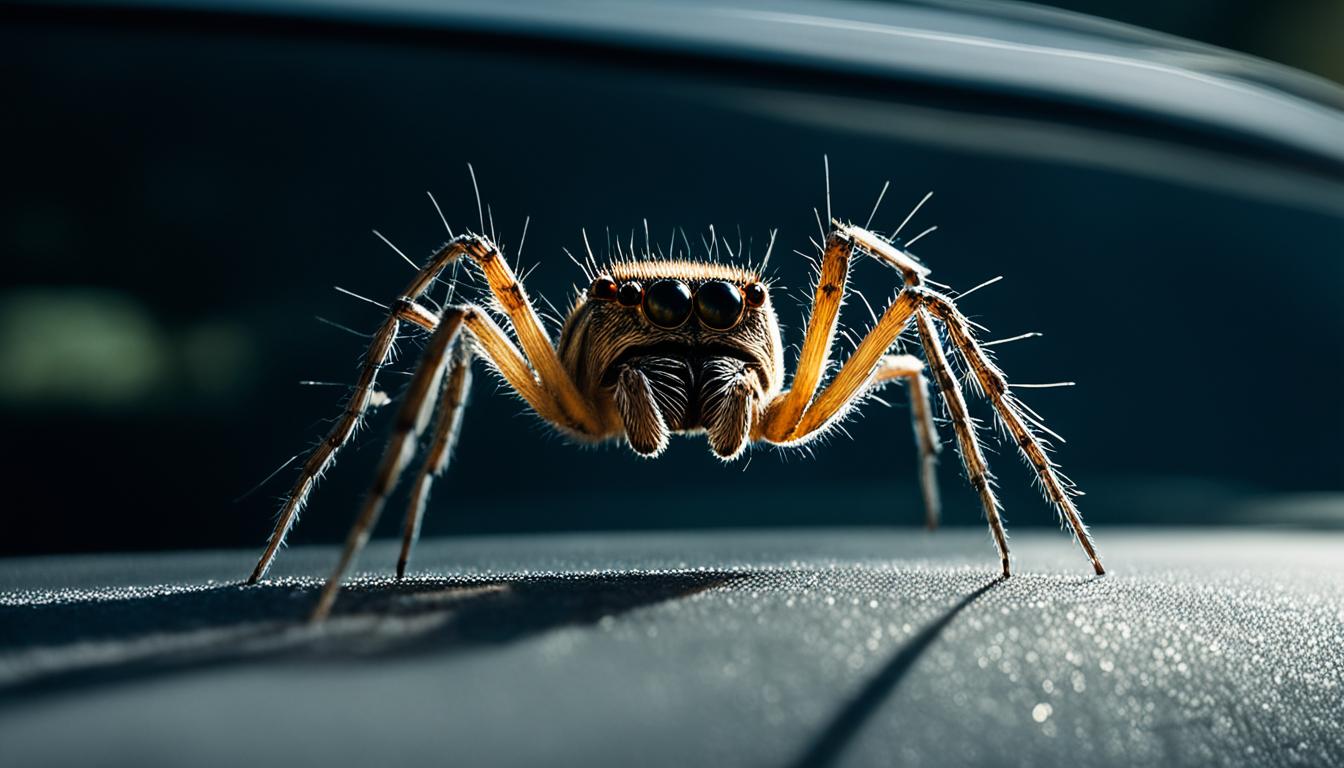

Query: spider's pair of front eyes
589,277,766,330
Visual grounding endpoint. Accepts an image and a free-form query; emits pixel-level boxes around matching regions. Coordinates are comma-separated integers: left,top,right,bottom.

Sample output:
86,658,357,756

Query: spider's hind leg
871,354,942,530
247,236,481,584
397,338,473,579
311,309,468,621
311,300,601,620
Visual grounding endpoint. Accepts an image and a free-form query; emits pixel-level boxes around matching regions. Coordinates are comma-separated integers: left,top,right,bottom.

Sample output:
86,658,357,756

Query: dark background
2,0,1341,557
1032,0,1343,86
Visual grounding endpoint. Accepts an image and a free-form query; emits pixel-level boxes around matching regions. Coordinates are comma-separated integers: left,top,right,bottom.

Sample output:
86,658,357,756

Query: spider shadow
0,569,745,707
785,576,1003,768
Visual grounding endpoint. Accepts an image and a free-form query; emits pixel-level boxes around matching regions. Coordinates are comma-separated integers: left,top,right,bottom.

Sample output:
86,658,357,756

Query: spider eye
694,280,745,330
643,279,693,328
590,276,618,301
617,280,643,307
743,282,767,308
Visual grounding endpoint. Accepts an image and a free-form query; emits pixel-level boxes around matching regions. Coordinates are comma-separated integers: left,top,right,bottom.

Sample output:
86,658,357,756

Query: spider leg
924,293,1104,575
788,290,921,438
871,354,942,530
457,235,604,435
309,309,465,621
248,235,485,584
761,228,855,440
915,309,1011,576
761,220,930,442
311,301,594,620
397,339,473,579
763,285,938,525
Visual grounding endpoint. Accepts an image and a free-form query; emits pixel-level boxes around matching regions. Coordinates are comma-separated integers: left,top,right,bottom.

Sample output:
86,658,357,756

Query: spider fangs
249,215,1105,621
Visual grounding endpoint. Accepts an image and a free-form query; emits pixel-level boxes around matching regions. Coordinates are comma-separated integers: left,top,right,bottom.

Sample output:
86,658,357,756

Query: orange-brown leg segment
924,293,1104,575
763,220,931,443
789,289,921,438
458,236,603,436
761,229,856,441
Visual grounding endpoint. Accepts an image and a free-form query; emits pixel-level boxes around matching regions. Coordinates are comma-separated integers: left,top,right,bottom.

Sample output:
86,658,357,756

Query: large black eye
694,280,745,330
643,279,693,328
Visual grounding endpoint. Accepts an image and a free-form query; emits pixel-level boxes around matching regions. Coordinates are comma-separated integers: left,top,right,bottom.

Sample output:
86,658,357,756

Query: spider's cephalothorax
558,262,784,460
248,198,1106,622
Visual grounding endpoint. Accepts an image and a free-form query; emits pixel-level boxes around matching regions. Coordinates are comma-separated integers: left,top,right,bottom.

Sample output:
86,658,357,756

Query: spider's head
558,260,784,404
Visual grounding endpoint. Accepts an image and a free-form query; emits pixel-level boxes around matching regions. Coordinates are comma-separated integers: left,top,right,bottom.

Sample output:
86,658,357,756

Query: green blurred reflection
0,289,254,409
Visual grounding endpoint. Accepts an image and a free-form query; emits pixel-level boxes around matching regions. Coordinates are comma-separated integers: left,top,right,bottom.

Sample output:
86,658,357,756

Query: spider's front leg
758,224,940,524
760,229,854,442
762,235,1010,569
762,220,1103,576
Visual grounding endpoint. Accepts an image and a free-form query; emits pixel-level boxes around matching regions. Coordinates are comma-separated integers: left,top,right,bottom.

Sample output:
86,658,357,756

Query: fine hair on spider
249,162,1105,622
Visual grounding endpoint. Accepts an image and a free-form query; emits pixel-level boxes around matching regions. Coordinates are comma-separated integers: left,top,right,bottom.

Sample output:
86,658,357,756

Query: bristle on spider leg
515,215,531,267
865,180,890,230
233,453,301,503
373,230,423,272
314,316,374,339
955,275,1004,301
334,285,390,310
903,225,938,249
894,191,933,239
823,154,832,225
426,191,455,239
983,332,1043,347
466,163,484,234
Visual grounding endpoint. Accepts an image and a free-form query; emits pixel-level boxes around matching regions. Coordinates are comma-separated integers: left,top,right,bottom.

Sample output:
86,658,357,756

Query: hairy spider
250,188,1104,621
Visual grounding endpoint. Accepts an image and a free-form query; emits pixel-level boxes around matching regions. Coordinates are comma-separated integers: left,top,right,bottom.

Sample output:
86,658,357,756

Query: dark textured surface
2,528,1341,767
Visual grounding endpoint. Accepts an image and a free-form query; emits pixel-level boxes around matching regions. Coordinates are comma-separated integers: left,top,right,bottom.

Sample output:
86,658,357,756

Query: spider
249,183,1105,621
